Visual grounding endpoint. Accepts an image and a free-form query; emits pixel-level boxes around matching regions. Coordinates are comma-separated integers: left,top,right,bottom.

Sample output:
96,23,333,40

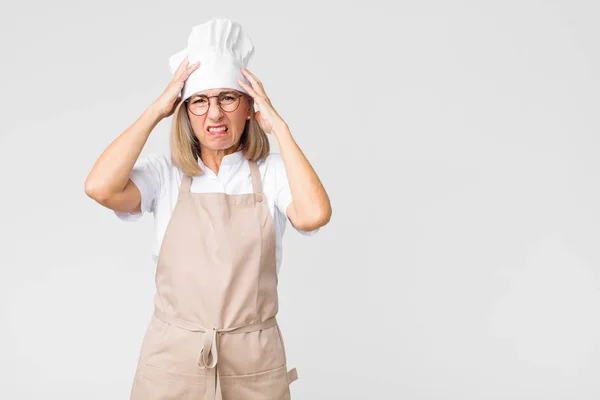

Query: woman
84,19,331,400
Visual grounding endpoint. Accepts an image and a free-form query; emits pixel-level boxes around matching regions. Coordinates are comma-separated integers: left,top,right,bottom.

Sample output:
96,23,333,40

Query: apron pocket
139,314,208,376
130,363,206,400
219,364,293,400
218,325,286,375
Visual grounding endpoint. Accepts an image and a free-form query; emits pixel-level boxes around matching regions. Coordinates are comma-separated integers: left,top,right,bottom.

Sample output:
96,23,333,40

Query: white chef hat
168,18,255,103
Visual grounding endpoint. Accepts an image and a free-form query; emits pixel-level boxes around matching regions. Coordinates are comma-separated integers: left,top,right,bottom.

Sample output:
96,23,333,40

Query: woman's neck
200,145,239,175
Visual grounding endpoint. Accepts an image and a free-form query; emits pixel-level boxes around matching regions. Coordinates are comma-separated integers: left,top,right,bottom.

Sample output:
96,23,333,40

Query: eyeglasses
184,91,246,116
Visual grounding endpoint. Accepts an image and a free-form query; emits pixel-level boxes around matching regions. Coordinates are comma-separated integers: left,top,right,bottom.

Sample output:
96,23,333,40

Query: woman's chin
203,138,236,151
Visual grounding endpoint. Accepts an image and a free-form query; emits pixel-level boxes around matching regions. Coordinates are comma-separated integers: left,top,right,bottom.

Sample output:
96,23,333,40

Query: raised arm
237,69,332,232
84,57,200,213
273,123,331,231
84,106,162,213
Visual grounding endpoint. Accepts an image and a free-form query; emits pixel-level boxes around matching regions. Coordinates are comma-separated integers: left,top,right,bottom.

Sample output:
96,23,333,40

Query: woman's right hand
152,56,200,119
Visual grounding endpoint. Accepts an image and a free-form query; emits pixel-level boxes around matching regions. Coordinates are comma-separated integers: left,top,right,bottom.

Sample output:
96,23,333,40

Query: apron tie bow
198,328,219,369
153,308,280,400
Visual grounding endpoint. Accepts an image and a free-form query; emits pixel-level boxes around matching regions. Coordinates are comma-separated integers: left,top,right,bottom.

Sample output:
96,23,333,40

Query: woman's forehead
194,88,237,96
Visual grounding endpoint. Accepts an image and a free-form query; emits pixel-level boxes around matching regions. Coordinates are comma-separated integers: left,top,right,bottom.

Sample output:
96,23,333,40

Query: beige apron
129,159,298,400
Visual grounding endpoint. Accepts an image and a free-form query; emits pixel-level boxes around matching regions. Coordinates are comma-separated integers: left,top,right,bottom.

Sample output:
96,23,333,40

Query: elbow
319,204,332,226
84,179,99,199
294,204,332,231
84,178,109,204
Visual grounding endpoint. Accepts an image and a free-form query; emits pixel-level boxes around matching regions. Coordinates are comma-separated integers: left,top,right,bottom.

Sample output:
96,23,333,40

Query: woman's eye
223,96,234,101
193,99,208,104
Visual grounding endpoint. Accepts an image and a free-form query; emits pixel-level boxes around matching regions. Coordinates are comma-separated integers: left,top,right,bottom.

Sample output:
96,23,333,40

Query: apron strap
248,160,263,194
180,174,192,193
287,367,298,384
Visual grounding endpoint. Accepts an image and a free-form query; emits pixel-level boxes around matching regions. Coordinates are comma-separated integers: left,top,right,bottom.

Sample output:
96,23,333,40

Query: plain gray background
1,0,600,399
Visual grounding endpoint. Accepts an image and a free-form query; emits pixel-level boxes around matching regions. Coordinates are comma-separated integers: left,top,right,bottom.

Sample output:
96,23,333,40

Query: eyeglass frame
183,91,249,116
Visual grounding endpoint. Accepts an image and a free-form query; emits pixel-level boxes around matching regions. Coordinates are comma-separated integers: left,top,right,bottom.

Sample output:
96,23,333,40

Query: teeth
209,127,227,132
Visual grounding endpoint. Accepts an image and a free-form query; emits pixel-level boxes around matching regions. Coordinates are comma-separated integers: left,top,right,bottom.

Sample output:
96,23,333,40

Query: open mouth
208,126,228,135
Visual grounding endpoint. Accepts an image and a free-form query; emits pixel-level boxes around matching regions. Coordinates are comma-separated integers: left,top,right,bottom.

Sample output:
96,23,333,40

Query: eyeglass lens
187,92,241,115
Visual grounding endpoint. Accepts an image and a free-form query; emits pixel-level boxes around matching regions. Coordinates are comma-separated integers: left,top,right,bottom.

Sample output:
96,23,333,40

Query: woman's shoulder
136,152,172,169
136,153,182,189
257,152,284,169
255,153,285,181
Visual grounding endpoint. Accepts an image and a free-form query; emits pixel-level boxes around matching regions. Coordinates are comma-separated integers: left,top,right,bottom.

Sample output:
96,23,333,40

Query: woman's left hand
237,69,286,134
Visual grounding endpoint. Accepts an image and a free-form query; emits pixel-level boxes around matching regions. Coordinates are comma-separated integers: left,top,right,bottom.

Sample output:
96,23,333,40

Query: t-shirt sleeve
273,153,320,236
114,154,165,222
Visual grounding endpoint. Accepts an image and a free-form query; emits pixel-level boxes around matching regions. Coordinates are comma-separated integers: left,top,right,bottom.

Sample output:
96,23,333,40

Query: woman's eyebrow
192,91,237,97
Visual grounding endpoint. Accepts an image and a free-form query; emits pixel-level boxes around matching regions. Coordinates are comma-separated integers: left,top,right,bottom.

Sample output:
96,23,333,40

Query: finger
241,69,262,90
241,69,266,95
242,68,262,86
173,96,182,108
176,61,199,84
237,78,261,101
174,56,190,78
179,62,200,81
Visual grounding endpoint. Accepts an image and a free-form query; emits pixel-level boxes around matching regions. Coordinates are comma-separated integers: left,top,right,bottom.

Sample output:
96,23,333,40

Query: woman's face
186,88,251,152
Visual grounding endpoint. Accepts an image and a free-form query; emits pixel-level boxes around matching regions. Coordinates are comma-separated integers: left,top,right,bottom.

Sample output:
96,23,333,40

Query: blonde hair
169,95,270,176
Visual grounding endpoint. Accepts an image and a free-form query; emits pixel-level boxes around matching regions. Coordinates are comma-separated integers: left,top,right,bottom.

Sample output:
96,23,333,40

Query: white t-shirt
114,150,318,273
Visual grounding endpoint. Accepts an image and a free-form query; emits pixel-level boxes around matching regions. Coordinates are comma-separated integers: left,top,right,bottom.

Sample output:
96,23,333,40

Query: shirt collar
197,149,245,170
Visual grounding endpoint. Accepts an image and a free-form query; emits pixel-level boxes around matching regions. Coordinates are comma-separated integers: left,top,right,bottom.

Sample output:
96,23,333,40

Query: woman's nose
207,98,224,119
